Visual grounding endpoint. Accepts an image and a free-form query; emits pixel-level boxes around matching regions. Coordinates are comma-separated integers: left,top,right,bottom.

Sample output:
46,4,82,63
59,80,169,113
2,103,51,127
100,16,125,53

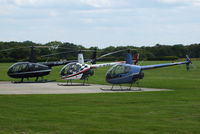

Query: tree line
0,41,200,62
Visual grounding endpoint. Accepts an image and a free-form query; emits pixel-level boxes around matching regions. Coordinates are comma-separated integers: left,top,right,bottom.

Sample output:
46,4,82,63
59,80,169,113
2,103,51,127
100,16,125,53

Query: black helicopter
4,46,72,83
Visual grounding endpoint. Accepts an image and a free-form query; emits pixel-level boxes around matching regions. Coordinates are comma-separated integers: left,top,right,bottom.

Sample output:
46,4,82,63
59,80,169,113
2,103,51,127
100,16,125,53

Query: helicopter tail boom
186,55,191,71
141,55,191,71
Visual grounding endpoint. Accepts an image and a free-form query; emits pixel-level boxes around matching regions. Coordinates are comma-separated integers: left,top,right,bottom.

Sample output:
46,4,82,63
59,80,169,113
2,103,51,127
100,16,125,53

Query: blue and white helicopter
105,50,191,90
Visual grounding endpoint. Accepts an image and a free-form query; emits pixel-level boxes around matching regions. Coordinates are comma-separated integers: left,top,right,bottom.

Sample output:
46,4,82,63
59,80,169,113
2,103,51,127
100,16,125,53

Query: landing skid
100,87,142,91
12,77,56,83
101,82,142,91
12,79,56,83
58,78,90,86
57,83,90,86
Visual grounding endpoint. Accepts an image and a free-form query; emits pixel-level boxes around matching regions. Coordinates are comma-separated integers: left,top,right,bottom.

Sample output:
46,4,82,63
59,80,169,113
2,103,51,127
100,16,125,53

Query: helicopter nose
7,66,13,74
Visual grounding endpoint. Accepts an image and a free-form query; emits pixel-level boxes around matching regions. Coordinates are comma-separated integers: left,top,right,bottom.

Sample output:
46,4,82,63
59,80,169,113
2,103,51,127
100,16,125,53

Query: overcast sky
0,0,200,48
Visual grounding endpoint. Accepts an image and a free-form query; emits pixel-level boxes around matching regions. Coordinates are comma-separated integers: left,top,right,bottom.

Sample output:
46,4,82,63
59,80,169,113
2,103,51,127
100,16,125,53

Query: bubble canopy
8,62,51,78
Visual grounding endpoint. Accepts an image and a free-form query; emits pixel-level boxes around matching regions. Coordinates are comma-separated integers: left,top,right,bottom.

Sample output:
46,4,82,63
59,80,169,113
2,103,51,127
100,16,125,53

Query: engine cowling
89,69,94,76
130,66,144,82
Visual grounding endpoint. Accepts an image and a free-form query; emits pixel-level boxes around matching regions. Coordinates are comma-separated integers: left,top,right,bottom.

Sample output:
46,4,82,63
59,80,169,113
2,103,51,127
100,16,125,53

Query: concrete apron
0,82,171,95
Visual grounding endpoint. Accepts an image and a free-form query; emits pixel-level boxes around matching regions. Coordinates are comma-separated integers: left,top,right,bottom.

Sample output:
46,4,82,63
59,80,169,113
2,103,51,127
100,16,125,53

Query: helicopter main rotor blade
40,51,75,57
97,49,137,60
40,49,95,57
0,45,55,52
34,46,52,48
0,47,28,52
0,48,17,52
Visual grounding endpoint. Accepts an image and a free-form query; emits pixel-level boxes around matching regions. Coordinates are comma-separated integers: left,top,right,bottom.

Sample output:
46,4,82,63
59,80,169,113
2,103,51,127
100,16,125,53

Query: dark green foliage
147,56,178,61
8,48,29,60
188,44,200,58
0,41,200,62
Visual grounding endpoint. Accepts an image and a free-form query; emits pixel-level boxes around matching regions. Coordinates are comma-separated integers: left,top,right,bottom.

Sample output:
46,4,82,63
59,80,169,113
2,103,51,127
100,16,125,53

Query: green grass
0,61,200,134
0,92,200,134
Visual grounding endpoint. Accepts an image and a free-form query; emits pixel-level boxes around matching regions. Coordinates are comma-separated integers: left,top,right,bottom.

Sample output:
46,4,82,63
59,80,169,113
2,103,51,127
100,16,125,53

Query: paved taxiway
0,82,170,95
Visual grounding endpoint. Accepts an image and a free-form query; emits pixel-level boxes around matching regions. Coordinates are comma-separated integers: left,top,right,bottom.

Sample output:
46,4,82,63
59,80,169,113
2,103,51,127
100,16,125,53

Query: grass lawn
0,60,199,134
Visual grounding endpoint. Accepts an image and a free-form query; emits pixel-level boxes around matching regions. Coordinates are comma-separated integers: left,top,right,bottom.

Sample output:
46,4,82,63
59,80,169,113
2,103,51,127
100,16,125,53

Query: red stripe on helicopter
62,68,91,79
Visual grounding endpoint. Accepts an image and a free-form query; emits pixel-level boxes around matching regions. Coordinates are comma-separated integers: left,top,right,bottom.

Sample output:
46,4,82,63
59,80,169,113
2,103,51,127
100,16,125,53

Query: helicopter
2,46,72,83
42,49,133,85
105,50,192,90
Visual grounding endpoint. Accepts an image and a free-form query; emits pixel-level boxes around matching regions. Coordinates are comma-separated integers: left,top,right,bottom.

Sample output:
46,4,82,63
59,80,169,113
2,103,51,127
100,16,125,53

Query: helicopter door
60,63,81,76
119,65,130,78
29,63,49,71
106,65,122,79
70,64,80,74
106,65,130,79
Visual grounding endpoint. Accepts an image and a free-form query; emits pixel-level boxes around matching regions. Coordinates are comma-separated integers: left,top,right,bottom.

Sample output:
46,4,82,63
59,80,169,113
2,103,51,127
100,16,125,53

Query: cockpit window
106,65,130,79
124,66,130,74
60,63,81,76
106,65,121,79
115,65,121,75
9,63,29,73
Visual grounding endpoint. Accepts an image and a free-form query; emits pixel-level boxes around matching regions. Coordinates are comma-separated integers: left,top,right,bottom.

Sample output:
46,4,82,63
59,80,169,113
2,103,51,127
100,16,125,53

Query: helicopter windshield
60,63,81,76
8,63,29,73
8,62,49,74
106,64,130,79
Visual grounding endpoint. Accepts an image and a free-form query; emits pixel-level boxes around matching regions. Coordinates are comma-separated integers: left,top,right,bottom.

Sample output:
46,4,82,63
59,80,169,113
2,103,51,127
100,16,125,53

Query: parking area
0,82,170,95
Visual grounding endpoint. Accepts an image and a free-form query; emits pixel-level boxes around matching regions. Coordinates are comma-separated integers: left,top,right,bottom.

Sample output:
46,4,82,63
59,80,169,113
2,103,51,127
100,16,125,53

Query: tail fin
186,55,191,71
29,46,37,63
134,53,139,65
78,51,84,64
126,49,133,64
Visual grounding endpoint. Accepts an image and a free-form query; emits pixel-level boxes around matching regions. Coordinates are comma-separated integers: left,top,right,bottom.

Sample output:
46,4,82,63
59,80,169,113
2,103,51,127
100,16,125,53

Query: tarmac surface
0,82,170,95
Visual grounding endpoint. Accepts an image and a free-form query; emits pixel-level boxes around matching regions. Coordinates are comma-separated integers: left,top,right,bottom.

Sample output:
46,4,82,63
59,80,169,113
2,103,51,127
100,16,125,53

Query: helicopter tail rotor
186,55,192,71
